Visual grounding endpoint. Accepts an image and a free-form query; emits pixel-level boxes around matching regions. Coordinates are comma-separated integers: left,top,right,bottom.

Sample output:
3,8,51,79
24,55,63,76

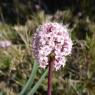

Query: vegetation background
0,0,95,95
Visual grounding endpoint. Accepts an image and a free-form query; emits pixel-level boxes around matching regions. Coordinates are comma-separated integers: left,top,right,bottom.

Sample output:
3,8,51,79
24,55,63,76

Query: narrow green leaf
27,69,48,95
19,62,39,95
0,92,3,95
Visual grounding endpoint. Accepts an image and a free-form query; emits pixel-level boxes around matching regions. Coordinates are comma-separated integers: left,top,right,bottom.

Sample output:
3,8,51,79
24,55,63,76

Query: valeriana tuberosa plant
0,40,12,48
32,22,73,95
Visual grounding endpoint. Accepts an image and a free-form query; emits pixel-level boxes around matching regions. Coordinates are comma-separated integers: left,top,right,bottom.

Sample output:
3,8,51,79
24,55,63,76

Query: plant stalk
48,59,53,95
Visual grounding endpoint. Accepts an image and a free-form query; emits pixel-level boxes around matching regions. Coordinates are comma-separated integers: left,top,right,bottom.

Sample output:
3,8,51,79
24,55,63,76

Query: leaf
19,61,39,95
27,69,48,95
0,91,4,95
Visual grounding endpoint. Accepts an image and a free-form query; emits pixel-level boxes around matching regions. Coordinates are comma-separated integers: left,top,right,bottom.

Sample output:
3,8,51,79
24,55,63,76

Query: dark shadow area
0,0,95,25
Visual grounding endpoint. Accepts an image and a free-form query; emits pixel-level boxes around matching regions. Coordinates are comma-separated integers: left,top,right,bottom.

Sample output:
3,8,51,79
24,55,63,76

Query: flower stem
48,59,53,95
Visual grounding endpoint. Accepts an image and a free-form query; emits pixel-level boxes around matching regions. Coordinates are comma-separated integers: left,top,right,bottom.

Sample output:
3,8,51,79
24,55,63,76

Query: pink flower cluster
32,22,72,70
0,40,12,48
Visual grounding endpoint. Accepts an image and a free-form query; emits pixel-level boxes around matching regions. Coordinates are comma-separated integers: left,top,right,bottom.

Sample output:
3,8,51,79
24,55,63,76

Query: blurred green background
0,0,95,95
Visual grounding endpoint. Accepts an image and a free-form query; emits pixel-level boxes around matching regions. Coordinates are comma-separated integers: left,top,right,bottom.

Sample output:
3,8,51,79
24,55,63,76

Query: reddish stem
48,60,53,95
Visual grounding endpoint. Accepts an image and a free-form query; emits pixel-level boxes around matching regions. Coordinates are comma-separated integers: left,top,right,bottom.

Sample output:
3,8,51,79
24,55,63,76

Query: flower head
32,22,72,70
0,40,12,48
